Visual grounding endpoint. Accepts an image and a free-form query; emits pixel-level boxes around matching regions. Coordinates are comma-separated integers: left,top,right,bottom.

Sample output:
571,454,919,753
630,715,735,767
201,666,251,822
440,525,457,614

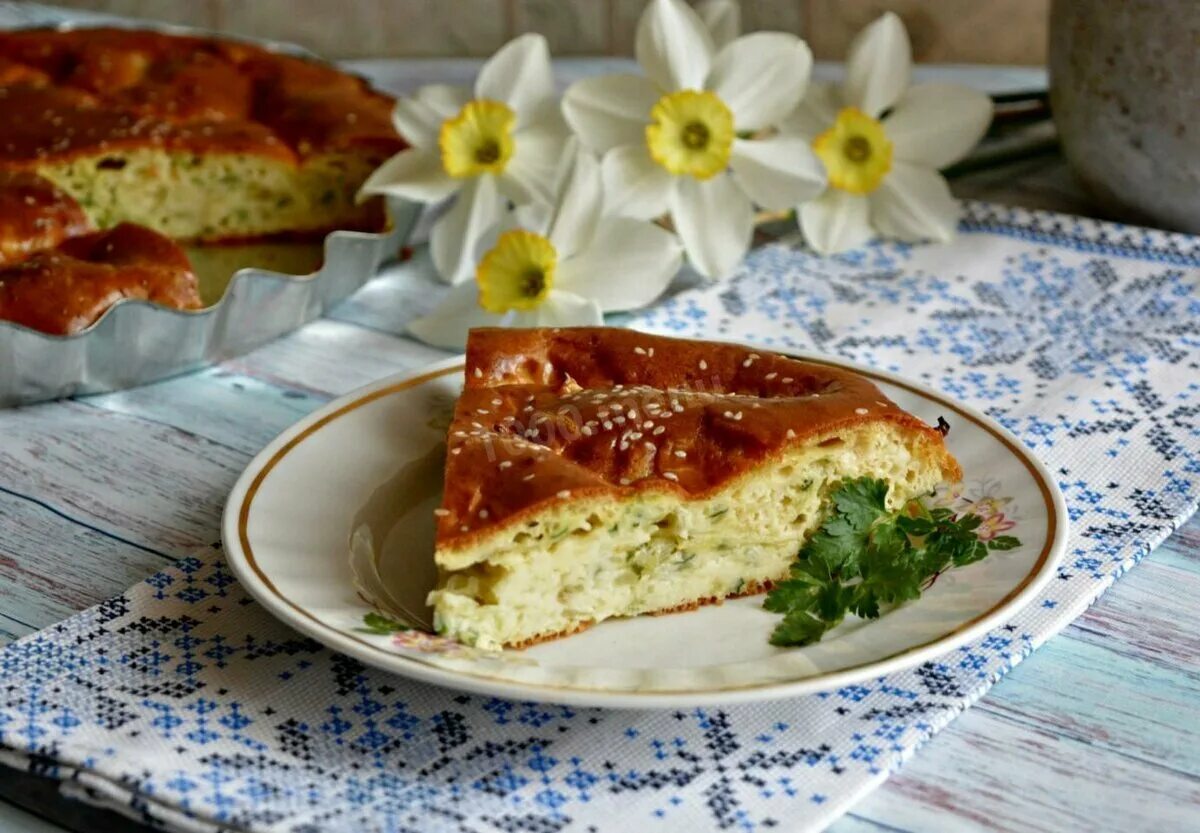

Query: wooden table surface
2,61,1198,833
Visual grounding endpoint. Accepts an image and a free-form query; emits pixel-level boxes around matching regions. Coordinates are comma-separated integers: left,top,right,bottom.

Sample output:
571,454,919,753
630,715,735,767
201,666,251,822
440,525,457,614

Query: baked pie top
436,327,960,548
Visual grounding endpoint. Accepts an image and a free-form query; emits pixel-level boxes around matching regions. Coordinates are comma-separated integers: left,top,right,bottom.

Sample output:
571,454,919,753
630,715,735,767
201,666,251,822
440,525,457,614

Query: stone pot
1049,0,1200,232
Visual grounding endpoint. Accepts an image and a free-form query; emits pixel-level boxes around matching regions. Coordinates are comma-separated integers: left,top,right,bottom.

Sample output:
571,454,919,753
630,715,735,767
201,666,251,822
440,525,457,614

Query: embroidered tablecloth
2,201,1198,832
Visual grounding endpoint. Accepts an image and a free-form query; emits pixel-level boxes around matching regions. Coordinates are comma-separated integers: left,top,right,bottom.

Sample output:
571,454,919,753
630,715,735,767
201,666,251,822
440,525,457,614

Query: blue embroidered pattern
2,201,1199,832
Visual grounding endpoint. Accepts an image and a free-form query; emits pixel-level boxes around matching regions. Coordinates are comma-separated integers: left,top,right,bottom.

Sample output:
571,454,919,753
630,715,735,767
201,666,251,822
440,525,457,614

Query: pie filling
430,421,947,650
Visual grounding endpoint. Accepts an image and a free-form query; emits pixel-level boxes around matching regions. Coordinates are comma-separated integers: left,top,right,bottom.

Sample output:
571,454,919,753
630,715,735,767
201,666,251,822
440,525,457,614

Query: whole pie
429,327,962,650
0,27,403,334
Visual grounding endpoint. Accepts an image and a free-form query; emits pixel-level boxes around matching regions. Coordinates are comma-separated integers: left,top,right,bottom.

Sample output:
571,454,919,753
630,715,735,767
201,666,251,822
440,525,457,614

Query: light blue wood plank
79,367,328,456
0,490,167,631
221,317,449,397
979,625,1200,777
0,401,247,554
838,693,1200,833
0,611,34,647
1069,542,1200,669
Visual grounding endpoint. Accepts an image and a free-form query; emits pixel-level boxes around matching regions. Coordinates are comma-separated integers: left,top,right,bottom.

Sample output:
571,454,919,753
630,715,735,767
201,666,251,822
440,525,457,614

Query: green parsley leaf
357,612,412,636
764,477,1021,647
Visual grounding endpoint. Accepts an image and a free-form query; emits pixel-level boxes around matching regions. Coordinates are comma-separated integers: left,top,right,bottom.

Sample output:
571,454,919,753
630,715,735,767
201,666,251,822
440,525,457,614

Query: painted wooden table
2,61,1198,833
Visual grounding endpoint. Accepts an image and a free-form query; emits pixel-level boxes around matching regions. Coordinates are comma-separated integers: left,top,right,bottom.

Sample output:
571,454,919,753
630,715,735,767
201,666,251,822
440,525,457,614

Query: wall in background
40,0,1048,64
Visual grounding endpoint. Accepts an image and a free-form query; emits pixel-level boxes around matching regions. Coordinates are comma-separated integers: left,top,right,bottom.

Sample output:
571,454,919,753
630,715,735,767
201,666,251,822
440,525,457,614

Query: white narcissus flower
784,13,993,254
561,0,825,280
695,0,740,48
358,34,567,285
409,141,683,351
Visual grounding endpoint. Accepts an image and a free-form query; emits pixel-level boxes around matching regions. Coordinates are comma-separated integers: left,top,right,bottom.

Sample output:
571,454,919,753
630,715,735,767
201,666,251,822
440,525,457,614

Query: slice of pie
429,327,962,650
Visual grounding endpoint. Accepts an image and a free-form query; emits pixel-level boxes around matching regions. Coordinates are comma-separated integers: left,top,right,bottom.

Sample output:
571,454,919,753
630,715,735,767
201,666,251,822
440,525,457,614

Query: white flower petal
601,144,673,220
407,281,499,351
502,123,567,204
528,290,604,328
474,34,556,126
556,217,682,311
357,147,457,204
636,0,714,92
844,11,912,117
729,135,827,210
696,0,740,49
669,174,753,280
431,175,504,285
391,97,442,150
869,162,959,242
798,189,873,254
779,81,840,140
707,33,812,131
416,84,472,120
885,83,993,169
547,140,603,259
392,84,472,149
513,202,552,236
561,74,660,155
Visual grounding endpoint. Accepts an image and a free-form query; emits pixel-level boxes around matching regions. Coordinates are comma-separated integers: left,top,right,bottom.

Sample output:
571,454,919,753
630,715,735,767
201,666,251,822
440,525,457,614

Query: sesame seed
663,472,679,482
619,478,632,485
674,450,687,458
523,473,536,481
723,410,733,419
499,461,513,469
619,441,630,451
782,377,794,384
653,426,666,436
434,508,450,516
855,407,869,415
648,347,655,357
473,368,482,378
628,410,638,420
765,372,778,380
460,524,469,532
451,448,462,455
581,425,594,436
743,358,753,367
479,509,489,519
477,409,489,415
603,420,613,430
634,346,646,355
492,398,503,406
786,429,796,439
734,411,743,420
699,360,708,370
644,441,656,451
643,420,654,429
557,490,571,498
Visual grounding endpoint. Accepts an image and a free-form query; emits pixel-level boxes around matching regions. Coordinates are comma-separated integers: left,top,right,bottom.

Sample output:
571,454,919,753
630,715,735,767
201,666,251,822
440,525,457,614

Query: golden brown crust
438,327,962,550
504,578,776,649
0,170,91,267
0,27,404,165
0,222,201,335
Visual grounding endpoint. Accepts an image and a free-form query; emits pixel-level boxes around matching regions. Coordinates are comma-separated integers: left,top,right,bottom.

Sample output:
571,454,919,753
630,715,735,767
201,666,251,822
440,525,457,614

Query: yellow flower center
812,107,893,195
646,90,735,179
439,99,516,179
476,229,557,313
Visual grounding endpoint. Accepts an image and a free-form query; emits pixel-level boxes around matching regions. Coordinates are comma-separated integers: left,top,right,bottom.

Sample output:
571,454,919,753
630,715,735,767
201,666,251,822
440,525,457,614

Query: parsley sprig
765,478,1020,646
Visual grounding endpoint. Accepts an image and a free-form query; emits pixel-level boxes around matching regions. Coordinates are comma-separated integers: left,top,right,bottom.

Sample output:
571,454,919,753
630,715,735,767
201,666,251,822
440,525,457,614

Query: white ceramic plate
222,351,1067,708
